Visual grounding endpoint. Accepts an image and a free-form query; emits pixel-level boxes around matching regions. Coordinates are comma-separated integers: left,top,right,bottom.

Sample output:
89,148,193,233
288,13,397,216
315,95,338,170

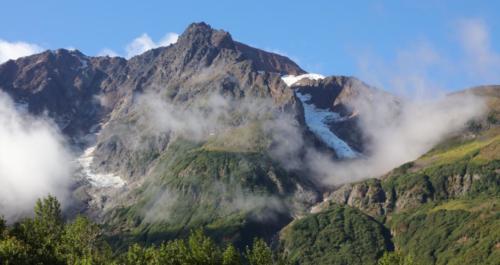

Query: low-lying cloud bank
104,91,305,221
79,67,488,225
124,82,486,200
0,92,73,221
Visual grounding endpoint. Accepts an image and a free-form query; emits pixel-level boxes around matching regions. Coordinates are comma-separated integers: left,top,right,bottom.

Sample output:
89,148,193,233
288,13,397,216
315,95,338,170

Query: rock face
314,165,495,220
0,49,127,141
233,41,305,75
319,180,389,217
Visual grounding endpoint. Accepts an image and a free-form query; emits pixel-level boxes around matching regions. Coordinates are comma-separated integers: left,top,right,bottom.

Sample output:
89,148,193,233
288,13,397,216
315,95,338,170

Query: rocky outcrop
314,180,390,218
446,173,478,197
0,49,127,142
234,41,305,75
314,170,490,219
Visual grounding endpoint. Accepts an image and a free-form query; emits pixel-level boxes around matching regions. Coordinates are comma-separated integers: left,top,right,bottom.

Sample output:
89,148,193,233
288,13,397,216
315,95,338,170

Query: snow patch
282,73,325,86
77,146,125,188
295,91,358,159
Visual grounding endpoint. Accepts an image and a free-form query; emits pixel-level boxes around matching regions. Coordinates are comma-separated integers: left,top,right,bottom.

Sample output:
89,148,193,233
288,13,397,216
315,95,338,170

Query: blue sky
1,0,500,93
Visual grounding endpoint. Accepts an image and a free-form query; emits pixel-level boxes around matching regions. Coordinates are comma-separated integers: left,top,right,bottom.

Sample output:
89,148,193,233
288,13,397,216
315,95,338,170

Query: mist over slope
0,91,72,220
281,75,486,185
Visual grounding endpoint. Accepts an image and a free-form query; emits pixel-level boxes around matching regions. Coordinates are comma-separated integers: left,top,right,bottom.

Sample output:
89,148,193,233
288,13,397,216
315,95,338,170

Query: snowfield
281,73,325,86
282,74,358,159
77,146,126,188
296,92,358,159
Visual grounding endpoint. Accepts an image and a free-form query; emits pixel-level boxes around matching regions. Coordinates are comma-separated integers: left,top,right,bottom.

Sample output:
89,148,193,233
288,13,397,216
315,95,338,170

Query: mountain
0,22,326,247
0,22,498,264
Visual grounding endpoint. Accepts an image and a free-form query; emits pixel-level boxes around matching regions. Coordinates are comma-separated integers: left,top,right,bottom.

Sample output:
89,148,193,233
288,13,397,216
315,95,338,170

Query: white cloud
0,91,73,221
457,18,500,81
125,32,178,58
0,39,43,63
312,89,486,185
158,33,179,47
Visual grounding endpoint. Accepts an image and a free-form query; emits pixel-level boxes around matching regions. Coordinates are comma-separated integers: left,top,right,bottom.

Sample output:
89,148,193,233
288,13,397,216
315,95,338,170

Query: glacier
282,74,358,159
77,146,126,188
296,92,358,159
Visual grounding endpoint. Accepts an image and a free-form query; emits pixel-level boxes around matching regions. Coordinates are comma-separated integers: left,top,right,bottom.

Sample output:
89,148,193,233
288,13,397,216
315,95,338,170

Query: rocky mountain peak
182,21,213,36
175,22,304,75
177,22,235,50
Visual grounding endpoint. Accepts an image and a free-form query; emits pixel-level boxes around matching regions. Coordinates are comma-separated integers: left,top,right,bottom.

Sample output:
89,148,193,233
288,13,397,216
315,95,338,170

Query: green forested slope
280,205,392,265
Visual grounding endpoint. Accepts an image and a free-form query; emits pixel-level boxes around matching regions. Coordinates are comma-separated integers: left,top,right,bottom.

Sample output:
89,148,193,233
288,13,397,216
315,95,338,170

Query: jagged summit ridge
0,22,307,136
178,22,235,49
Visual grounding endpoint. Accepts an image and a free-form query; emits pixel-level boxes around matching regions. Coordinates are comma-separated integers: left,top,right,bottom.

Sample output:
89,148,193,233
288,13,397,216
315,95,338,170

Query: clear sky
1,0,500,94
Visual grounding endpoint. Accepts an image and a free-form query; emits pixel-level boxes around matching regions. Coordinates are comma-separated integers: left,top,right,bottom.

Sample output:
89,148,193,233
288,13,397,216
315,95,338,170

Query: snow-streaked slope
296,91,358,158
281,73,358,159
296,91,358,159
77,146,125,188
282,73,325,86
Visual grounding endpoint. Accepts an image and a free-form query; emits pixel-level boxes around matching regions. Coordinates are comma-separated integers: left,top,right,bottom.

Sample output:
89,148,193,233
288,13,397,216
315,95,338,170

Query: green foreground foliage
0,195,288,265
376,252,415,265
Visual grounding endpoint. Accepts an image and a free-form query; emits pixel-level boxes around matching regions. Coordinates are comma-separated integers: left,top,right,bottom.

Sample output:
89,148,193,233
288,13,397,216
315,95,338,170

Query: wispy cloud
355,17,500,96
457,18,500,82
0,39,43,63
355,40,450,99
96,32,179,59
306,90,486,185
125,32,178,58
